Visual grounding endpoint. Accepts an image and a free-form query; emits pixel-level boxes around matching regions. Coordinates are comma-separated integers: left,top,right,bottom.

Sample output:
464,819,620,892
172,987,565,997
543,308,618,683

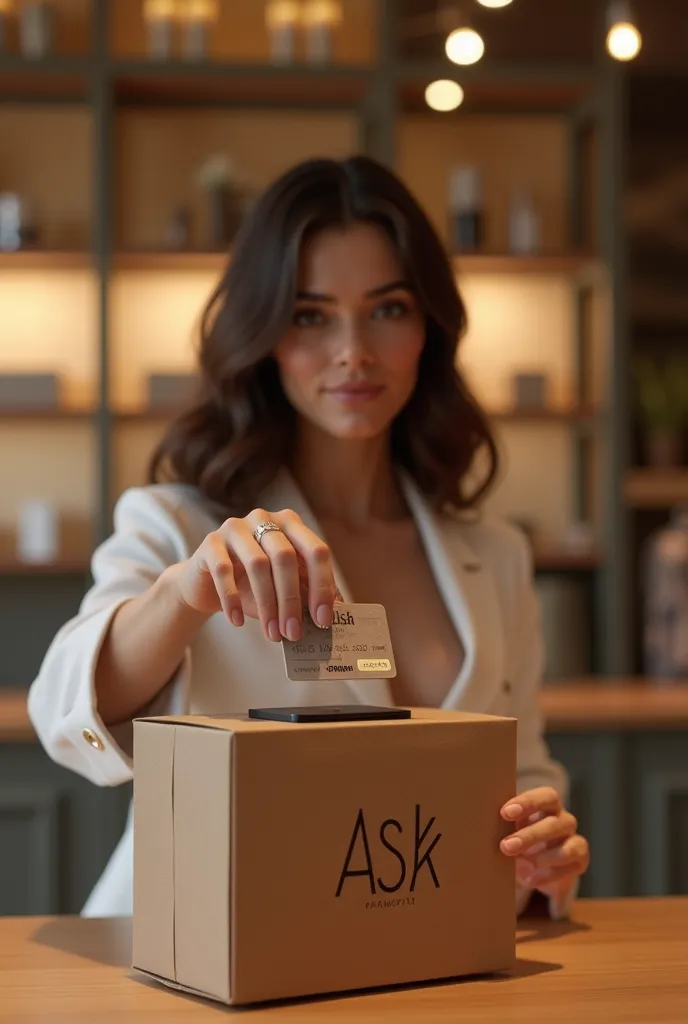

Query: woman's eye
373,299,408,320
292,308,325,328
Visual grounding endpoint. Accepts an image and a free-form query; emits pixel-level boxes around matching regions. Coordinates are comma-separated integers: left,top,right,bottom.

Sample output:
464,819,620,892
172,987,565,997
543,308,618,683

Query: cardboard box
132,709,516,1006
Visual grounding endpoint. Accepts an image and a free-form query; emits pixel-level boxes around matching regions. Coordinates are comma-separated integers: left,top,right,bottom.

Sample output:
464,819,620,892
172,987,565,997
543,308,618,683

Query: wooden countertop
4,679,688,742
1,899,686,1021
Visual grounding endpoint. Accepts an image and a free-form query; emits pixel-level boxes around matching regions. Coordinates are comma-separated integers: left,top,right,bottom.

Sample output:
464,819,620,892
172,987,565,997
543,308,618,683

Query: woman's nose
334,318,373,368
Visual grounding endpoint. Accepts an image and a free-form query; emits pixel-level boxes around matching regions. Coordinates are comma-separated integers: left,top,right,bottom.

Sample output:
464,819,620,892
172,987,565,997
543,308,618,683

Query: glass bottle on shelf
643,505,688,679
448,166,484,252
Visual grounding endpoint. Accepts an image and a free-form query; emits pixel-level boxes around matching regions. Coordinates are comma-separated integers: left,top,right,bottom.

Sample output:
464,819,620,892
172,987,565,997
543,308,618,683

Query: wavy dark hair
149,154,499,516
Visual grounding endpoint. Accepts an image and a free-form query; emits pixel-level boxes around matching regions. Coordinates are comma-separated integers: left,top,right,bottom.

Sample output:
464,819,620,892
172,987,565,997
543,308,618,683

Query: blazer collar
260,470,503,713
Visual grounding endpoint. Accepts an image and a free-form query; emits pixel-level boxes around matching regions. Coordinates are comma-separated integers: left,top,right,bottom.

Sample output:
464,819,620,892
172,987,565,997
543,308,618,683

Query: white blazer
27,470,572,920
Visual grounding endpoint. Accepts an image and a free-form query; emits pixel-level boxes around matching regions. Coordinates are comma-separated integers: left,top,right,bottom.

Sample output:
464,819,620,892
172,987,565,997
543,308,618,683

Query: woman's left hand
499,787,590,901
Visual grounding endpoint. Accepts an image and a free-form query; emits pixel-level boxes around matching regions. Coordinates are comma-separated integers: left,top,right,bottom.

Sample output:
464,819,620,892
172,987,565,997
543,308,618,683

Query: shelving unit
0,0,628,685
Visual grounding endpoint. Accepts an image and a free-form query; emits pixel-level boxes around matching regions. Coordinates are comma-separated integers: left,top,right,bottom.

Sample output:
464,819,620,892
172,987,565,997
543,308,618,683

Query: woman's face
273,222,425,442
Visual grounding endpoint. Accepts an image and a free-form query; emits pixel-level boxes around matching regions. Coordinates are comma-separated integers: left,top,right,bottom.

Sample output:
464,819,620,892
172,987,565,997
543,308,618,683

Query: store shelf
0,250,91,270
534,551,602,573
0,55,91,101
0,559,90,576
624,469,688,509
112,250,600,276
0,406,94,421
492,405,598,425
453,253,599,276
114,250,227,272
112,60,371,107
0,690,34,742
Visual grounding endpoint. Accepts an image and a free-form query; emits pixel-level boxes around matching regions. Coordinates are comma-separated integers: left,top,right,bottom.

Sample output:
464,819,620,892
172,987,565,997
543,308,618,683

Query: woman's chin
320,410,392,442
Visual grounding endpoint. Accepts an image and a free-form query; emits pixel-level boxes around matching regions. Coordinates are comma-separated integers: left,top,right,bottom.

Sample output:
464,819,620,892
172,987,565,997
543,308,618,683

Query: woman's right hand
168,508,338,643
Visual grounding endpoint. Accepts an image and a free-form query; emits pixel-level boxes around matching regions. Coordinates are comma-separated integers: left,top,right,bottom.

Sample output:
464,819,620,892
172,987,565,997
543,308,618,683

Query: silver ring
253,521,282,548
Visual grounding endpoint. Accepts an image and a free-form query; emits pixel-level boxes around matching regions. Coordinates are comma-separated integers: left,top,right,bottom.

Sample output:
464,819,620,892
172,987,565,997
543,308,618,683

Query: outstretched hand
499,786,590,902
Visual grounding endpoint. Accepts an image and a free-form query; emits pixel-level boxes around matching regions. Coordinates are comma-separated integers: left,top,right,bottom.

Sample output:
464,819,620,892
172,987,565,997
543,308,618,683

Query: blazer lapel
399,476,504,714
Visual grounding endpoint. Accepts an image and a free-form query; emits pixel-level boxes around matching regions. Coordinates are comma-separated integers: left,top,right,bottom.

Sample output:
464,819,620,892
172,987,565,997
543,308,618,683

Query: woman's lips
324,383,384,404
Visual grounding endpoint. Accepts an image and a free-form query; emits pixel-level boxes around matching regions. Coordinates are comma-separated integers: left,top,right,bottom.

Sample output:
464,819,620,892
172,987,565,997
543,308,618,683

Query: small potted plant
634,355,688,468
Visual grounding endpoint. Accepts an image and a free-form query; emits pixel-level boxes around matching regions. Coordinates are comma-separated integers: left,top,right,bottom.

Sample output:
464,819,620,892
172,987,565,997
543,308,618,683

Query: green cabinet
0,742,130,916
548,730,688,901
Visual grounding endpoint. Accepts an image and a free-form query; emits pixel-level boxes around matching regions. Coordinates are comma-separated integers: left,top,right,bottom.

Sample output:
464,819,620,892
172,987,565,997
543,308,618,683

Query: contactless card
281,602,397,681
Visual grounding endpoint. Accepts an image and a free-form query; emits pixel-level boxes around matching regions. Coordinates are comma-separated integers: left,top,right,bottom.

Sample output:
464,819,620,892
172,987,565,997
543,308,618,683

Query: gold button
82,728,104,751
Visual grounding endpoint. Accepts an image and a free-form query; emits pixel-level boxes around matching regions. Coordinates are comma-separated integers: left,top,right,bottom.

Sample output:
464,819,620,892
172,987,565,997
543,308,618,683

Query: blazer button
502,680,512,695
82,728,104,751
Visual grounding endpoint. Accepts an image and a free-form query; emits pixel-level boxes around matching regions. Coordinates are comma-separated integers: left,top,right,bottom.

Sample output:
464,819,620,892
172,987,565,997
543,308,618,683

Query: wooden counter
1,899,686,1021
4,679,688,742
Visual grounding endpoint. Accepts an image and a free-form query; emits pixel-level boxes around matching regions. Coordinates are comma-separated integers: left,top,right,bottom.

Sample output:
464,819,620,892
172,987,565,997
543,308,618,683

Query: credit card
281,602,397,681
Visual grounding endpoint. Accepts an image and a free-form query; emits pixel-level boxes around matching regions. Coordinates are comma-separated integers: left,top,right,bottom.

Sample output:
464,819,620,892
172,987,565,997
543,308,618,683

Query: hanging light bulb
445,26,485,66
425,79,464,112
265,0,300,64
476,0,513,7
606,0,642,61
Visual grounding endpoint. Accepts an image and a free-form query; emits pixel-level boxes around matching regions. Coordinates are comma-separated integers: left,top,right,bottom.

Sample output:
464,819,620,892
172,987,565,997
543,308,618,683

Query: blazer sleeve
507,529,579,921
27,487,192,788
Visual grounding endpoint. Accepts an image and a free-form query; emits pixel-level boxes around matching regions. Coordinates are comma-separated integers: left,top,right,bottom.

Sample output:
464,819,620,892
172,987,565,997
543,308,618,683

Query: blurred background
1,0,688,915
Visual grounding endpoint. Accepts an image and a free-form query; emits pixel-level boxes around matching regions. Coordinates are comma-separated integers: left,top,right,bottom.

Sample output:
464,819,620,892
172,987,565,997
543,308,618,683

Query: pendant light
606,0,642,61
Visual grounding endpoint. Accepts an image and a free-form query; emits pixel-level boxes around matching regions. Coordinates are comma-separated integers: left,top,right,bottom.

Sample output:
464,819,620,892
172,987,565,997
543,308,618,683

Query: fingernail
286,617,301,642
231,608,244,627
267,619,281,642
503,804,523,821
501,837,523,854
316,604,332,628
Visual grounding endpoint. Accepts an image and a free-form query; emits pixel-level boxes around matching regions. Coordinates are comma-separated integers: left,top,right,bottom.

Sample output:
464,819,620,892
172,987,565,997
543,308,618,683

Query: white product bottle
508,190,541,254
16,499,59,564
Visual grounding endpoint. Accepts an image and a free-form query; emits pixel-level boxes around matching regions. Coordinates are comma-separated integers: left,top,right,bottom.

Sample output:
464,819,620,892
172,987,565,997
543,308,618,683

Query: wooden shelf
0,56,90,101
624,469,688,509
0,403,600,427
0,250,91,270
533,550,602,573
541,678,688,732
112,61,371,107
492,405,598,424
112,250,600,276
0,406,94,421
453,253,600,276
114,250,227,272
0,560,90,576
0,690,34,742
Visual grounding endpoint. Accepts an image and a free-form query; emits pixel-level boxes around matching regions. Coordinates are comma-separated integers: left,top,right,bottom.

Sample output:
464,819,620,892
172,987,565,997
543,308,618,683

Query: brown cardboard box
132,708,517,1006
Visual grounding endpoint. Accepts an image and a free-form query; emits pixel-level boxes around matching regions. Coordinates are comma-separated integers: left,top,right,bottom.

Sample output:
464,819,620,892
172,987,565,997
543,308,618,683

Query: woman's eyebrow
295,279,412,303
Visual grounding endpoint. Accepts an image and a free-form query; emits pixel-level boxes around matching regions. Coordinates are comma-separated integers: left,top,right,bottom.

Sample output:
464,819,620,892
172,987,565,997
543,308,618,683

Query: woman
28,155,589,919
